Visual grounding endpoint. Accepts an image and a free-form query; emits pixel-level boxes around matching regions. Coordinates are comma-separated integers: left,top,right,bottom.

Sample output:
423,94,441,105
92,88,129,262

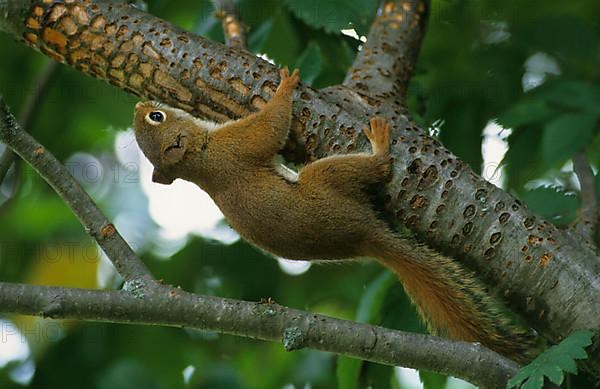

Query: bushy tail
369,234,540,363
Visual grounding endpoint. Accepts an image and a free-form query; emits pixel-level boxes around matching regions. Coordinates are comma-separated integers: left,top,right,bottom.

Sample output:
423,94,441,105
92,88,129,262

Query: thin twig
0,281,519,389
212,0,247,50
573,152,599,246
0,97,155,285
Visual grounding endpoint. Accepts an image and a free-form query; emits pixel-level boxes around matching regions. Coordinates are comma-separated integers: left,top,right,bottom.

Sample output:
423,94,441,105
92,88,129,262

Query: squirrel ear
152,168,175,185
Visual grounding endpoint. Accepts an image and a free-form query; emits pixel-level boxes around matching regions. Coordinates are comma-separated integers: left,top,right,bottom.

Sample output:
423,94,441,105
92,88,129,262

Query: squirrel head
133,101,210,185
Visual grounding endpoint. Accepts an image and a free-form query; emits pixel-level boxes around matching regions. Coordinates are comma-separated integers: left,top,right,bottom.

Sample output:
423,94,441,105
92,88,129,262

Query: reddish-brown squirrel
134,68,538,362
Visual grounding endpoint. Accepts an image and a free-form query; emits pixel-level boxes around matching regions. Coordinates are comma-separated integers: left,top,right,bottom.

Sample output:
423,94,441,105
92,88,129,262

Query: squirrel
133,68,539,363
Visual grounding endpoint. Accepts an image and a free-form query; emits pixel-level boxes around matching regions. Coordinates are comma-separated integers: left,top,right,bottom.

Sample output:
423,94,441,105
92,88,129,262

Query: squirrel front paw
363,117,390,156
276,67,300,96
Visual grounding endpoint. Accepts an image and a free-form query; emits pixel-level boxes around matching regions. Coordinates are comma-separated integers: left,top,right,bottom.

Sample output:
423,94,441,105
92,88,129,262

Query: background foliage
0,0,598,388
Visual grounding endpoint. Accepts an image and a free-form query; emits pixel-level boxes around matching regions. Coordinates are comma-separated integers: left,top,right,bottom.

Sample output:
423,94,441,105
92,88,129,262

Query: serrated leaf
541,364,564,384
541,113,598,167
295,42,322,85
560,329,594,350
520,375,544,389
285,0,377,35
567,347,588,360
520,187,578,226
497,100,556,129
555,354,577,374
506,330,593,389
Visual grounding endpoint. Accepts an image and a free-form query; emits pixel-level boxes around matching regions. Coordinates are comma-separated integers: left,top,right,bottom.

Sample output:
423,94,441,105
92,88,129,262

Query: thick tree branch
0,281,519,389
212,0,247,50
0,0,599,376
343,0,429,104
573,152,599,246
0,96,154,284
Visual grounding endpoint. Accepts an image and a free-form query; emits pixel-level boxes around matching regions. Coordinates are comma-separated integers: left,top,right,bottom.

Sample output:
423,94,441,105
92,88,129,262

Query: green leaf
497,100,556,129
364,363,393,388
260,8,301,66
247,20,273,53
295,42,322,85
309,33,357,87
507,330,593,389
420,371,448,389
534,80,600,114
438,103,485,171
541,113,598,167
336,357,362,389
502,127,544,190
97,360,160,389
336,272,395,389
516,16,595,58
355,271,396,323
520,187,578,226
285,0,377,35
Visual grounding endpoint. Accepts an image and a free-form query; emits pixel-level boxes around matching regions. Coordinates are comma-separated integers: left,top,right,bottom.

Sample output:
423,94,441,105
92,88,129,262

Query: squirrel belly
209,165,381,261
133,68,540,363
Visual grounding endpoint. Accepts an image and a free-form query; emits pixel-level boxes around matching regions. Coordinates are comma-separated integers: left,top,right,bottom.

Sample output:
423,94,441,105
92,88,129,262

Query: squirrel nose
135,101,145,110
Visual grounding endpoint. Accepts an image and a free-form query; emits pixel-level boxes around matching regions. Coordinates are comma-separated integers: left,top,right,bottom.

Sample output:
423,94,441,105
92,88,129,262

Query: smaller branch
212,0,247,50
0,281,519,389
343,0,429,106
573,152,599,246
0,97,155,284
0,60,60,184
0,143,15,185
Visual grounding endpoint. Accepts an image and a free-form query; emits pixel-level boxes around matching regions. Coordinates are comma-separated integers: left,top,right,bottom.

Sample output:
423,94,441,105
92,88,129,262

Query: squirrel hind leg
298,115,392,197
299,153,391,199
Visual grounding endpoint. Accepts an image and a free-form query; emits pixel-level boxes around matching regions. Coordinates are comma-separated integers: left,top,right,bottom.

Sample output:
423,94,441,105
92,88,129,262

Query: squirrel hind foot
363,117,391,156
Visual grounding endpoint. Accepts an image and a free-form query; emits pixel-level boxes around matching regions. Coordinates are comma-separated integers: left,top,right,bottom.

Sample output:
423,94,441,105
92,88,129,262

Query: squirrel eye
146,110,166,124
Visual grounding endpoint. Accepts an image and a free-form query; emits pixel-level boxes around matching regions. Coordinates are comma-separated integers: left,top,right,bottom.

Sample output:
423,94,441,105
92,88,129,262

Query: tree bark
0,0,598,379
